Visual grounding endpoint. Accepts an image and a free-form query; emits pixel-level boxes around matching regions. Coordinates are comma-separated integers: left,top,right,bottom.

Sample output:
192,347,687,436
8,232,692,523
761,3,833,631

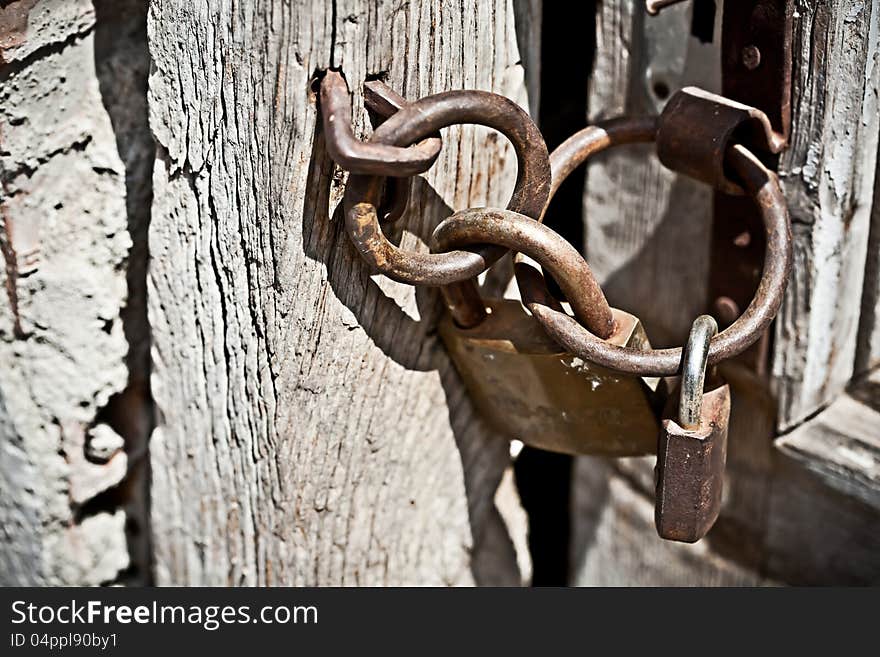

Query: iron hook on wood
319,71,442,177
342,87,552,328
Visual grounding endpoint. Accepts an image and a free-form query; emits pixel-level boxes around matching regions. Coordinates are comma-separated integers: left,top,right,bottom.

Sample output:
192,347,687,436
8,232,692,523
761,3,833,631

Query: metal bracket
657,86,783,195
719,0,792,146
709,0,793,374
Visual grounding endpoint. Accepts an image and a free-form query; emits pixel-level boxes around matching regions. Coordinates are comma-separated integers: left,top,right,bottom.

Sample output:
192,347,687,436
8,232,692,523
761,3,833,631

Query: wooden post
145,0,533,585
773,0,880,429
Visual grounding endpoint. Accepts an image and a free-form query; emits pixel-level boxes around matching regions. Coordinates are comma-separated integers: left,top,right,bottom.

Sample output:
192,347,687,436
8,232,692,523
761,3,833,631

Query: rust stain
0,0,39,64
0,202,24,337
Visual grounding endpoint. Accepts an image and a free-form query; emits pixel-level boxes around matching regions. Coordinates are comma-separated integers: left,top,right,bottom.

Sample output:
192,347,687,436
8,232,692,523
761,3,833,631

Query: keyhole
652,80,671,100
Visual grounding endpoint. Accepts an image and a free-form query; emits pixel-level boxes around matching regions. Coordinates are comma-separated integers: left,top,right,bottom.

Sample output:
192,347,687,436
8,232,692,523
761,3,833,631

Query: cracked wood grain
147,0,532,586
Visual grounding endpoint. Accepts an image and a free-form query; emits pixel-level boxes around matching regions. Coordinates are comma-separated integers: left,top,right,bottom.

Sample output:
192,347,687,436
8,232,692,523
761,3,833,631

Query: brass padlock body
439,299,662,456
655,380,731,543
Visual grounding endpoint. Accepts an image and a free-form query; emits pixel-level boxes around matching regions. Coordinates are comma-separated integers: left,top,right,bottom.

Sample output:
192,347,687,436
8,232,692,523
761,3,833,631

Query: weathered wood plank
773,0,880,429
570,457,769,586
767,439,880,585
512,0,542,118
855,136,880,374
776,367,880,510
572,0,880,585
767,369,880,583
147,0,533,585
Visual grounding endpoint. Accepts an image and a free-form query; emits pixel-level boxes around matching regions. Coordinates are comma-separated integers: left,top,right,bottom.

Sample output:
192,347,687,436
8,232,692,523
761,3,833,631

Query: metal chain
516,119,792,376
316,72,793,377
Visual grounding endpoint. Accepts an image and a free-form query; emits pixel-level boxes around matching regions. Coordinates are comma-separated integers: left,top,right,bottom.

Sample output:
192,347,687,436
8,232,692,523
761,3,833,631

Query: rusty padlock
434,209,664,457
655,315,731,542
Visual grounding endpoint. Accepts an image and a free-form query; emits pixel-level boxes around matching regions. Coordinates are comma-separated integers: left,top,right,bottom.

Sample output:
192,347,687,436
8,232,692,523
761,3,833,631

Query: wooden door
1,0,877,585
571,0,880,585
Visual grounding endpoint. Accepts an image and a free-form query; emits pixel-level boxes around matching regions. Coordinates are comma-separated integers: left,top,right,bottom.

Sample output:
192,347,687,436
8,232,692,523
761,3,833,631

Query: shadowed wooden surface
572,0,880,586
0,0,153,585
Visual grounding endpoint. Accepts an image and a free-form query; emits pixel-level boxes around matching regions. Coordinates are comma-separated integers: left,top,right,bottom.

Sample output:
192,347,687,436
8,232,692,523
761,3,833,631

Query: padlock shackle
679,315,719,430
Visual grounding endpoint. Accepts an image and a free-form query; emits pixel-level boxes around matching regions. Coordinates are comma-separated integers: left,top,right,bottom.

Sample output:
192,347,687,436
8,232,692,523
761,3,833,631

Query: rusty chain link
514,95,793,376
432,208,614,338
333,73,552,328
317,72,792,377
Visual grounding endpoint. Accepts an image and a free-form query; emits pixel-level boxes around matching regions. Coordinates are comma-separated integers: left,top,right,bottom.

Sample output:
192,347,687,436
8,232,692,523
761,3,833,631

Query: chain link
317,72,793,377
